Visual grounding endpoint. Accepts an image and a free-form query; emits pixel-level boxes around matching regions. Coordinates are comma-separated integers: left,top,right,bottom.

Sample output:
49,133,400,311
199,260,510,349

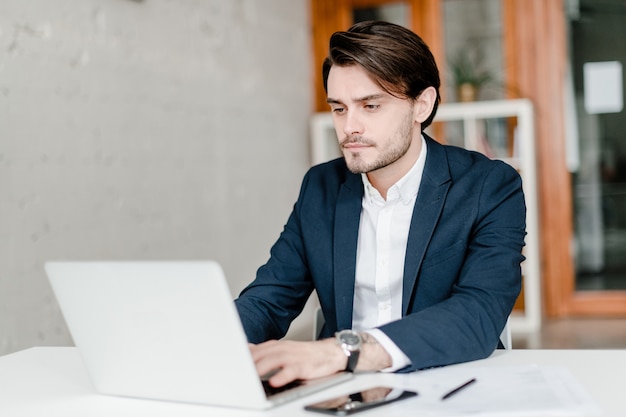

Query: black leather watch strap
345,349,360,372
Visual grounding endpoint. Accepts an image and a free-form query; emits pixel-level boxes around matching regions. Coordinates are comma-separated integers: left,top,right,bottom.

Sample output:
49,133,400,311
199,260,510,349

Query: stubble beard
340,110,415,175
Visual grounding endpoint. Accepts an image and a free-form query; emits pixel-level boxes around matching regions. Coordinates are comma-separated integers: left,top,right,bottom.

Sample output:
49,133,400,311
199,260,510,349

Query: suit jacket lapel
402,137,452,314
333,172,363,330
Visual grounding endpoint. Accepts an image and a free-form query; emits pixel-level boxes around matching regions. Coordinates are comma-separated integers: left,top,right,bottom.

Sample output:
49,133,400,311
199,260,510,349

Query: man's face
326,65,419,175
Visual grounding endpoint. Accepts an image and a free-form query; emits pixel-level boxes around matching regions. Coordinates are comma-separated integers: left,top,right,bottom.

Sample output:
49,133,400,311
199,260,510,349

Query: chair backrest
313,306,325,340
500,316,512,350
313,307,513,349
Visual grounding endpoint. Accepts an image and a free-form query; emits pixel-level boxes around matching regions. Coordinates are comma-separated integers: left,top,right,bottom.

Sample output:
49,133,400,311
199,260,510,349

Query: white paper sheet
388,364,602,417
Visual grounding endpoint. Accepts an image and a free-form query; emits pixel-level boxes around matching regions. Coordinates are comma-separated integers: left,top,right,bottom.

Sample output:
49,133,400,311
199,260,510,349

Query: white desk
0,347,623,416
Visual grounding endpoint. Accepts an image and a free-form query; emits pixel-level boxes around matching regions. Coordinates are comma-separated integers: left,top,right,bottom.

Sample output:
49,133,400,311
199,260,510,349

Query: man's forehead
327,66,389,101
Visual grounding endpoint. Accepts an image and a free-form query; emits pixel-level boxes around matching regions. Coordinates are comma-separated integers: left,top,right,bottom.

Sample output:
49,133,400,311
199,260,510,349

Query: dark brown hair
322,20,441,129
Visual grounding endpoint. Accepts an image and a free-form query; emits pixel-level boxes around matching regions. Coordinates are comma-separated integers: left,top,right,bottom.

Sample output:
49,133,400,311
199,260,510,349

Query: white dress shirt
352,135,427,372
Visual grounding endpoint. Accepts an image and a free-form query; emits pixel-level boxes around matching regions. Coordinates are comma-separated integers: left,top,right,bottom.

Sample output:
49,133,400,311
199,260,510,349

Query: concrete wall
0,0,312,355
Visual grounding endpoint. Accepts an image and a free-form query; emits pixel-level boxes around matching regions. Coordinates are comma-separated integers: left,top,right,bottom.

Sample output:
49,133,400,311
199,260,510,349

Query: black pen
441,378,477,400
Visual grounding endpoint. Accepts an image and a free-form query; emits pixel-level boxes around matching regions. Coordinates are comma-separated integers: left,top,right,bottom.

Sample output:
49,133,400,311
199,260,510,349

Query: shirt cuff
364,329,411,372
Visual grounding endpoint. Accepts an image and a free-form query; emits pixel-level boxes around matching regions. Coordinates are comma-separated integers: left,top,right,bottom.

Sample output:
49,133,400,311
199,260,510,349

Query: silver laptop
45,261,351,409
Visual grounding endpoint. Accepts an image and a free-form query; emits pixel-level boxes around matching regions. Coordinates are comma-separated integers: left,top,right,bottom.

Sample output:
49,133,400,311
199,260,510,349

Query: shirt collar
361,135,428,205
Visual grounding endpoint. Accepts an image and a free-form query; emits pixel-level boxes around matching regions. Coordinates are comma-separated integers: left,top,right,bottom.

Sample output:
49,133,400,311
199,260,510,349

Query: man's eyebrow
326,94,386,105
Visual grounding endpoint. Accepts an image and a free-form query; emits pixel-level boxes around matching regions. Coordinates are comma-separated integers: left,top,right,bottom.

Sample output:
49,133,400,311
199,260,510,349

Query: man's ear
414,86,437,124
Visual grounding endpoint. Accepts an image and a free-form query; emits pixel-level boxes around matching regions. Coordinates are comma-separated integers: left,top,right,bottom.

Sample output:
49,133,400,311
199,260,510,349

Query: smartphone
304,386,418,415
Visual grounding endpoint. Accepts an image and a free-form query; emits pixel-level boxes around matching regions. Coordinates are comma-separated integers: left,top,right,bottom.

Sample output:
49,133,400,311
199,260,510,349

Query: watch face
341,332,360,345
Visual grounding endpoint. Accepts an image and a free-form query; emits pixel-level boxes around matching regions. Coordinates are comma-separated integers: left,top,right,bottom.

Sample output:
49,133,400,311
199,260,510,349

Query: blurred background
1,0,625,355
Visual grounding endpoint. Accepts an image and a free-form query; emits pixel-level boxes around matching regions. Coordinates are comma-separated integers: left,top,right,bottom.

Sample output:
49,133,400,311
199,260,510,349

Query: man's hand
250,333,393,388
251,339,345,388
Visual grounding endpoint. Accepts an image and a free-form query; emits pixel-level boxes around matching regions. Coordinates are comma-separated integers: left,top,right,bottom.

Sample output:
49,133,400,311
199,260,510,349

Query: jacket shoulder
435,140,520,181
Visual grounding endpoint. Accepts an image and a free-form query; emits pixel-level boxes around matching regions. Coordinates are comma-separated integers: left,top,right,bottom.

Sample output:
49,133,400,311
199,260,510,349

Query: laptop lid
45,261,350,409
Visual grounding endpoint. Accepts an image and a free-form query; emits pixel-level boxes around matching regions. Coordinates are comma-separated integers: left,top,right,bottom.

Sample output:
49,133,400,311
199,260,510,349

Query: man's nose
343,111,364,136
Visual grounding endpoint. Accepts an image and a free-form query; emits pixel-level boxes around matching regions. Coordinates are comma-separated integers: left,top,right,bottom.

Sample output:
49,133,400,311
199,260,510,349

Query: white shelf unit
433,98,541,334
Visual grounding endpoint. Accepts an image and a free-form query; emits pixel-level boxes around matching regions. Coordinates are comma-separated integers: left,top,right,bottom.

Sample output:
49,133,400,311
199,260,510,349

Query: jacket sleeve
234,171,316,344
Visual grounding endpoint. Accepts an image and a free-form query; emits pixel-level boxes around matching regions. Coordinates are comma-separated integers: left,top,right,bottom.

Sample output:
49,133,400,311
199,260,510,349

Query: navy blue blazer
235,135,526,372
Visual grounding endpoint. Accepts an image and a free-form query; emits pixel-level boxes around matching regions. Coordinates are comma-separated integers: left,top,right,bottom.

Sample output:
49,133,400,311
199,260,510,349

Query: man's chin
347,166,365,174
343,152,382,174
345,159,373,174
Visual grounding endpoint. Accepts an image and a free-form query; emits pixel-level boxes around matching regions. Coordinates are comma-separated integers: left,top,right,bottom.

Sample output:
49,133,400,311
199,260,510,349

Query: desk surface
0,347,623,417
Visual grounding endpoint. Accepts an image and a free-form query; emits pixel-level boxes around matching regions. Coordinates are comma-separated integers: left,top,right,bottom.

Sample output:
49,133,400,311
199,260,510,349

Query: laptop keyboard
262,379,303,397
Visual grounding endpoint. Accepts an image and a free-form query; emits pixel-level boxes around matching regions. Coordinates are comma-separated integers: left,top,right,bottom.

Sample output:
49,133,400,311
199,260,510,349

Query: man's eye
365,104,380,110
332,107,346,114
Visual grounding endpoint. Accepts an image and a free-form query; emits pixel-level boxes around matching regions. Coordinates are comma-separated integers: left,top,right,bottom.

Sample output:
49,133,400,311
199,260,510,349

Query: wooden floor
512,318,626,349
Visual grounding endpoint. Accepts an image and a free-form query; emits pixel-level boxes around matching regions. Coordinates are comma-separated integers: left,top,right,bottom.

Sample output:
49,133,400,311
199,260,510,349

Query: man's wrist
357,331,393,371
322,337,355,373
335,330,362,372
330,331,393,372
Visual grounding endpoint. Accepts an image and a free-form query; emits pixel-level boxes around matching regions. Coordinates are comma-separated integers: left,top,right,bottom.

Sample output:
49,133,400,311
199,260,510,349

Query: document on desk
394,364,601,417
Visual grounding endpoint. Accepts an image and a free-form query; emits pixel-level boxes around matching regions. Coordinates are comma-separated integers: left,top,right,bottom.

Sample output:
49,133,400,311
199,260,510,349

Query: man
235,21,526,388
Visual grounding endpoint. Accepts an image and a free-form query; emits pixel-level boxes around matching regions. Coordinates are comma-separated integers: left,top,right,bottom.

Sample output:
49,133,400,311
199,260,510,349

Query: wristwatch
335,330,362,372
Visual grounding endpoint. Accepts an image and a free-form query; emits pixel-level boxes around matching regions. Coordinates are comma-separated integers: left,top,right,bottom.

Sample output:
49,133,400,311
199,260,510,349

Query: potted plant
449,47,493,102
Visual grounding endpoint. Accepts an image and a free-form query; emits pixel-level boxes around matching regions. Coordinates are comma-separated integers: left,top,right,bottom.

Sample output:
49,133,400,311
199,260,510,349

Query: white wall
0,0,312,355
